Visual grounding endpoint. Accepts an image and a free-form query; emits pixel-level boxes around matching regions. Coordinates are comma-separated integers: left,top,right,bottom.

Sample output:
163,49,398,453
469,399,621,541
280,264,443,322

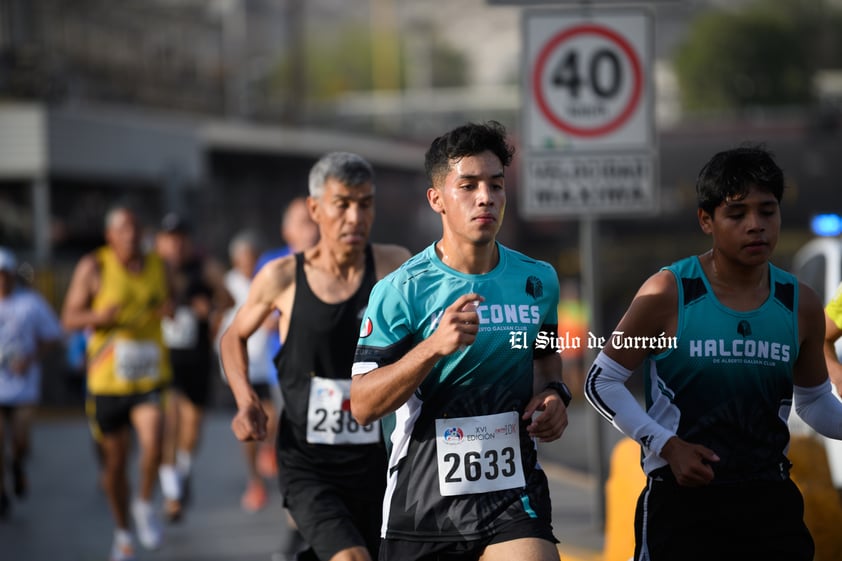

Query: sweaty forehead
448,152,504,179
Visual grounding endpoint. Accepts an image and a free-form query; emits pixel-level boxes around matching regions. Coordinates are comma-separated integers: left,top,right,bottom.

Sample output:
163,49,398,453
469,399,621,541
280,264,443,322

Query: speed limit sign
520,8,656,217
524,10,653,151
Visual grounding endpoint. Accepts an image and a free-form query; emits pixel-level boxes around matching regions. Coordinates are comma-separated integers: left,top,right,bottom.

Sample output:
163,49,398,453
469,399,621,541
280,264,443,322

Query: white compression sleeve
585,351,676,455
794,379,842,439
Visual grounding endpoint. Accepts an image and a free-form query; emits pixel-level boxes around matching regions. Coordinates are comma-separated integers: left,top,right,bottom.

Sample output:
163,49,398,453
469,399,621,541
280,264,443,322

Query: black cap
161,212,190,234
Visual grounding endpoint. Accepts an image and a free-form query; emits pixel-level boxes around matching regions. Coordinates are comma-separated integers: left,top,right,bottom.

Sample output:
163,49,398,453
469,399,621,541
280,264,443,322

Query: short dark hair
696,144,784,215
424,121,515,187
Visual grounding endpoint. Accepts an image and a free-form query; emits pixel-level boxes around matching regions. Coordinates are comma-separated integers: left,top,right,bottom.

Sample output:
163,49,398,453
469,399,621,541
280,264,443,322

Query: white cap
0,247,17,273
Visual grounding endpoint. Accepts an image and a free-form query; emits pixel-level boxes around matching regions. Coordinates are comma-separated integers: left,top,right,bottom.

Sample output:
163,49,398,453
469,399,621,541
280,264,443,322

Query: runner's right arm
350,293,482,427
220,255,294,441
61,254,119,331
585,270,719,487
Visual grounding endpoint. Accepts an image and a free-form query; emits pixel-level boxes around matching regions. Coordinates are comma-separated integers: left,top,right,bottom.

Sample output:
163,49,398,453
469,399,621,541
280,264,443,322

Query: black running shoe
164,498,183,524
12,461,27,499
0,493,9,520
180,475,191,507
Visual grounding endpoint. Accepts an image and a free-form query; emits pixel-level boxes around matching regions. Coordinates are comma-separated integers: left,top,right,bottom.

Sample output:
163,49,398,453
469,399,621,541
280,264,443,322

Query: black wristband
544,381,572,408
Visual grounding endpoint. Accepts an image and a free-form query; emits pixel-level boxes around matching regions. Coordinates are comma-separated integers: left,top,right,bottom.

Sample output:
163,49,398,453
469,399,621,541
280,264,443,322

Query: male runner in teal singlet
351,121,571,561
584,145,842,561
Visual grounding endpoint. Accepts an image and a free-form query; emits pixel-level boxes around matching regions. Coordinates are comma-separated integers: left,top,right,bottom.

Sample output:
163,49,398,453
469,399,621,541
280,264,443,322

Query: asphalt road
0,403,619,561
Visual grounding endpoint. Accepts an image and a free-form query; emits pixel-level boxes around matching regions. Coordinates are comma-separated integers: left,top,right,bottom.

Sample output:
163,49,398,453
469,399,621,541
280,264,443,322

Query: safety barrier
590,434,842,561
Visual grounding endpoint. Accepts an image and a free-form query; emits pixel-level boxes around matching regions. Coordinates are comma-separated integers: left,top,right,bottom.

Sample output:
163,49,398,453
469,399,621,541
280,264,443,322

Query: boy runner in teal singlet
584,145,842,561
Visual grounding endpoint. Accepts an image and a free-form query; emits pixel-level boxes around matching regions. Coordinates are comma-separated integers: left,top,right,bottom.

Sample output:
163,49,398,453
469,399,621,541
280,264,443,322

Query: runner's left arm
523,351,567,442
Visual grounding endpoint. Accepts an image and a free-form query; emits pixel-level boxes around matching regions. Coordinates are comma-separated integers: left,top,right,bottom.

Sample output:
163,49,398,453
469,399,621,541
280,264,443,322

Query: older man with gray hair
220,152,410,561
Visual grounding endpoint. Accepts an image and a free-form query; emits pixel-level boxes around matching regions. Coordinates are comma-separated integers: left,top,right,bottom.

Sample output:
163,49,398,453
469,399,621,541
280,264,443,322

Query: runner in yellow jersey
824,284,842,396
821,284,842,498
62,206,172,561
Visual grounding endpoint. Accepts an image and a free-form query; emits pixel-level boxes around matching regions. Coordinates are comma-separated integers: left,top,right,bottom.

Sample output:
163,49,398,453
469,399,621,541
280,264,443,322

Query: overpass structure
0,101,428,268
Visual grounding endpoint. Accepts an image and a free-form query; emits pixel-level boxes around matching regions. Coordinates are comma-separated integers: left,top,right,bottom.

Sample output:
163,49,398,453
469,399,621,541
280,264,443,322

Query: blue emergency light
811,213,842,237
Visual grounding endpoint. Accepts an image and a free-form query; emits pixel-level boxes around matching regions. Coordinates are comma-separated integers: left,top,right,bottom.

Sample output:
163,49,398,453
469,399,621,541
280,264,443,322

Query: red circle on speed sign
532,24,643,138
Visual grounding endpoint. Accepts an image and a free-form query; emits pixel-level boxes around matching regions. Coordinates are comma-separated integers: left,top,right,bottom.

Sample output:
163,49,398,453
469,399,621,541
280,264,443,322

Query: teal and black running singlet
645,256,799,483
353,242,560,541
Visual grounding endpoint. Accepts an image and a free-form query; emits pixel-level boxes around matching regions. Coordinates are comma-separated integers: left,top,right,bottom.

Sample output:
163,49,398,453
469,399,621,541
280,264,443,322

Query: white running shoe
131,499,163,550
158,464,182,501
110,530,137,561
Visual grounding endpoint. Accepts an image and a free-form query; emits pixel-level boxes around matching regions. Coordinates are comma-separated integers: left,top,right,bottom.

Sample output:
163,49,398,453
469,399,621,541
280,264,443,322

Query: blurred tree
266,24,467,106
673,0,842,112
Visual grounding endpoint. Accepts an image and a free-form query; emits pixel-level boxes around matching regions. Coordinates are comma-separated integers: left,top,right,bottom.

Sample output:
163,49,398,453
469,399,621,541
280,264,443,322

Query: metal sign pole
580,214,607,528
517,5,656,533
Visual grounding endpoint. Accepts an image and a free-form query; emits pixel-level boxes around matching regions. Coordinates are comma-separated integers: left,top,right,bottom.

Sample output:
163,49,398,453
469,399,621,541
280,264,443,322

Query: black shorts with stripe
635,470,814,561
87,389,163,435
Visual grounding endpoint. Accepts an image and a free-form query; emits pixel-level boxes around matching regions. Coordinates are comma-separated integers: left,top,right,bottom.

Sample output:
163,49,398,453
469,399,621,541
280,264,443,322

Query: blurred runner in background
217,230,277,512
62,206,172,561
155,212,231,523
0,247,63,520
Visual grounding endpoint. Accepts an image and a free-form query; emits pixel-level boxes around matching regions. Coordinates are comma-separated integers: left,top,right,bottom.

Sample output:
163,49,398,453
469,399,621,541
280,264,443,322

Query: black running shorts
87,389,163,435
378,516,558,561
252,381,272,401
280,466,382,560
170,348,212,407
635,471,814,561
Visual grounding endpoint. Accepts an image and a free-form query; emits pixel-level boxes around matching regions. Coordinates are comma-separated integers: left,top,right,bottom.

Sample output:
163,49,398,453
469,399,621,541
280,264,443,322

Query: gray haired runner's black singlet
274,245,385,484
